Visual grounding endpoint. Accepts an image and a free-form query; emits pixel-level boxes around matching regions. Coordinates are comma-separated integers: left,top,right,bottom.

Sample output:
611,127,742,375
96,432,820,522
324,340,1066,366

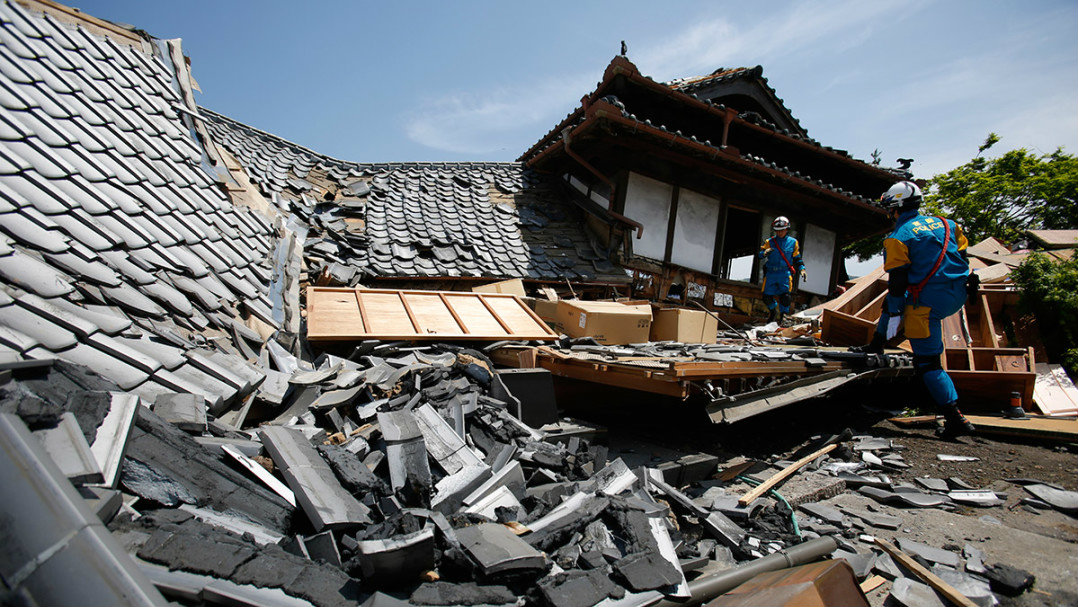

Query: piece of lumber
859,575,886,594
965,415,1078,442
874,538,978,607
889,415,937,427
737,443,837,506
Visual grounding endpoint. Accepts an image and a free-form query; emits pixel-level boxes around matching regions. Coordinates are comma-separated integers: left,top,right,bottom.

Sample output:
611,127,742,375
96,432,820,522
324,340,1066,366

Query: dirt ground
555,377,1078,605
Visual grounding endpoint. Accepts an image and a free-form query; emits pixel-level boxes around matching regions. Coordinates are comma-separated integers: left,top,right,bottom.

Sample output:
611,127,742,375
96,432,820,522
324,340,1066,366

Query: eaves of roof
519,56,897,184
529,98,889,219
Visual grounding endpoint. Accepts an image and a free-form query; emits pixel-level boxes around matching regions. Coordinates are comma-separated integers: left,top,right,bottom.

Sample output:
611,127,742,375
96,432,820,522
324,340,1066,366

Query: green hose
737,475,802,538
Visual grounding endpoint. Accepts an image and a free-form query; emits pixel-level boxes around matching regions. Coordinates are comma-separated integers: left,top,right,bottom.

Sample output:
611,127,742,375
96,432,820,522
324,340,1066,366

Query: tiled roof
0,0,275,408
667,65,809,138
203,109,617,282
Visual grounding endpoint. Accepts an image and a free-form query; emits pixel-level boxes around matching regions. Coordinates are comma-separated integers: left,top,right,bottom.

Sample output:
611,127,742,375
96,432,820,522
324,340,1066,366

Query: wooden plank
889,415,937,427
537,358,690,397
814,265,886,314
965,415,1078,442
1032,363,1078,416
821,308,876,347
874,539,978,607
737,443,837,506
859,575,886,594
977,292,998,347
363,292,414,335
854,290,887,321
306,287,366,337
447,293,510,336
405,293,463,336
476,294,515,334
485,296,551,335
306,288,557,341
438,292,469,333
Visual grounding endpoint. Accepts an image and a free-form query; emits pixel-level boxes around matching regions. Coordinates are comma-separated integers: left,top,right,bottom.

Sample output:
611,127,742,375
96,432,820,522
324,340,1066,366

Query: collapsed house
2,1,1075,607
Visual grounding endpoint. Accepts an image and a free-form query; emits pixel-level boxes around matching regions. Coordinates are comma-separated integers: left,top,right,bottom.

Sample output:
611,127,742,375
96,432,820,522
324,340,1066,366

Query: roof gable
668,66,807,138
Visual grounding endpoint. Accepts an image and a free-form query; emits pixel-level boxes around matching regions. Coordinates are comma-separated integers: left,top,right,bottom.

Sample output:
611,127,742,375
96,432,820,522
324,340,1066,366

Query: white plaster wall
670,188,720,273
623,172,674,262
802,223,836,295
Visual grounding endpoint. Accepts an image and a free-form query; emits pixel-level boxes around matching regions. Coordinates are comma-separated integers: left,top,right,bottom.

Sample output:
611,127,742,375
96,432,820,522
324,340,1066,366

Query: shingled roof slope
202,109,621,283
0,0,276,408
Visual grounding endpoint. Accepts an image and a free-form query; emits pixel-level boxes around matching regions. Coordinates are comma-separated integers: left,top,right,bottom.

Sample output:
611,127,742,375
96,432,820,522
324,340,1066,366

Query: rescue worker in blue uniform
759,216,806,324
859,181,978,438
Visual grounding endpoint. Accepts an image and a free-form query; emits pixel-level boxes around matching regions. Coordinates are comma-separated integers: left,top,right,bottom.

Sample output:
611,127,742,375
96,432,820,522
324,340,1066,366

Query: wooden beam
873,538,979,607
737,443,837,505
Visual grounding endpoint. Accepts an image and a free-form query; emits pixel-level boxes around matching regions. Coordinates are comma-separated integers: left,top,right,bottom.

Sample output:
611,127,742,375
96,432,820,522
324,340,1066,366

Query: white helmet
772,216,790,231
880,181,922,210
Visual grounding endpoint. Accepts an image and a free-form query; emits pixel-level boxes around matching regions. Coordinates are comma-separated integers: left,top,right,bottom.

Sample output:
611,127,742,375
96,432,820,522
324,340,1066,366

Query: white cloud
404,74,593,156
636,0,918,80
403,0,919,156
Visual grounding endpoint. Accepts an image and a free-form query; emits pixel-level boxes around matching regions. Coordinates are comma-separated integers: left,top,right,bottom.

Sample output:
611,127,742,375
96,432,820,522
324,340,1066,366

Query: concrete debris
897,539,960,568
930,565,998,607
890,577,946,607
1022,483,1078,512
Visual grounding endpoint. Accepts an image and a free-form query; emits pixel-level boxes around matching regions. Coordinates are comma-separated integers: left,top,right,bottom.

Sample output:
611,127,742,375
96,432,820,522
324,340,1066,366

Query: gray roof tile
45,298,132,336
0,208,70,252
100,284,168,318
0,247,73,296
0,296,77,350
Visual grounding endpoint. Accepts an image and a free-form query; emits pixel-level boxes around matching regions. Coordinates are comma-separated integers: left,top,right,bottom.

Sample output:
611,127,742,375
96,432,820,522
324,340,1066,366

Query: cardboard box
527,298,562,332
555,300,652,344
472,278,526,297
650,307,718,344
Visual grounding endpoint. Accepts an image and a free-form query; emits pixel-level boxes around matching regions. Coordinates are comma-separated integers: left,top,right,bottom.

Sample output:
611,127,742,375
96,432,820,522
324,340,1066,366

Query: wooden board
965,415,1078,442
821,308,876,347
1032,363,1078,416
306,287,557,341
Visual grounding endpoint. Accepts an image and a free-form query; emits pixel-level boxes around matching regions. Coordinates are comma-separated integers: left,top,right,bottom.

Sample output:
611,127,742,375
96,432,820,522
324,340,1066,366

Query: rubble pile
4,342,1075,606
712,432,1077,606
3,344,791,607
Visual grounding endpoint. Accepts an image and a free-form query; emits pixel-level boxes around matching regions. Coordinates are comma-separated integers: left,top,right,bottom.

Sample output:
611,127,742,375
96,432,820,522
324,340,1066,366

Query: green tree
924,134,1078,245
844,135,1078,263
1011,253,1078,375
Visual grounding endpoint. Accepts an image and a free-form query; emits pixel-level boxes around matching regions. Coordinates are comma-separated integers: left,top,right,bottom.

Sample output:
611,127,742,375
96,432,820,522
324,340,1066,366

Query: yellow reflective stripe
884,237,910,270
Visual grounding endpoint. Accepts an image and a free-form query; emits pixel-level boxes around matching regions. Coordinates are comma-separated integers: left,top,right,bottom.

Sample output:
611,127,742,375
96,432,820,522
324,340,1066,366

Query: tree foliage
844,134,1077,263
923,134,1078,245
1011,253,1078,375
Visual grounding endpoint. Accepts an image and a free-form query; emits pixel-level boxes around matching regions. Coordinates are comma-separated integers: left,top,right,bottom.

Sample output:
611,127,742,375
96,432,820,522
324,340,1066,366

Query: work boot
767,308,777,324
935,401,976,439
849,332,885,354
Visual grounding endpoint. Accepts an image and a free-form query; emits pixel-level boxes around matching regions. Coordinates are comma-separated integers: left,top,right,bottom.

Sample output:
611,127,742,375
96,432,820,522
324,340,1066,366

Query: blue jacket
884,211,969,286
759,234,804,294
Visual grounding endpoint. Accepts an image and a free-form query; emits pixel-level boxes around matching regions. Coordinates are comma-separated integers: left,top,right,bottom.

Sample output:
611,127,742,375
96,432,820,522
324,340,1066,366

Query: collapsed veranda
1,1,1076,607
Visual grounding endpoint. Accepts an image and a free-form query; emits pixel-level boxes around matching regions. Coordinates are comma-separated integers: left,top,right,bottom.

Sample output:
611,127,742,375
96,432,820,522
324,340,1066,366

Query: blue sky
77,0,1076,181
